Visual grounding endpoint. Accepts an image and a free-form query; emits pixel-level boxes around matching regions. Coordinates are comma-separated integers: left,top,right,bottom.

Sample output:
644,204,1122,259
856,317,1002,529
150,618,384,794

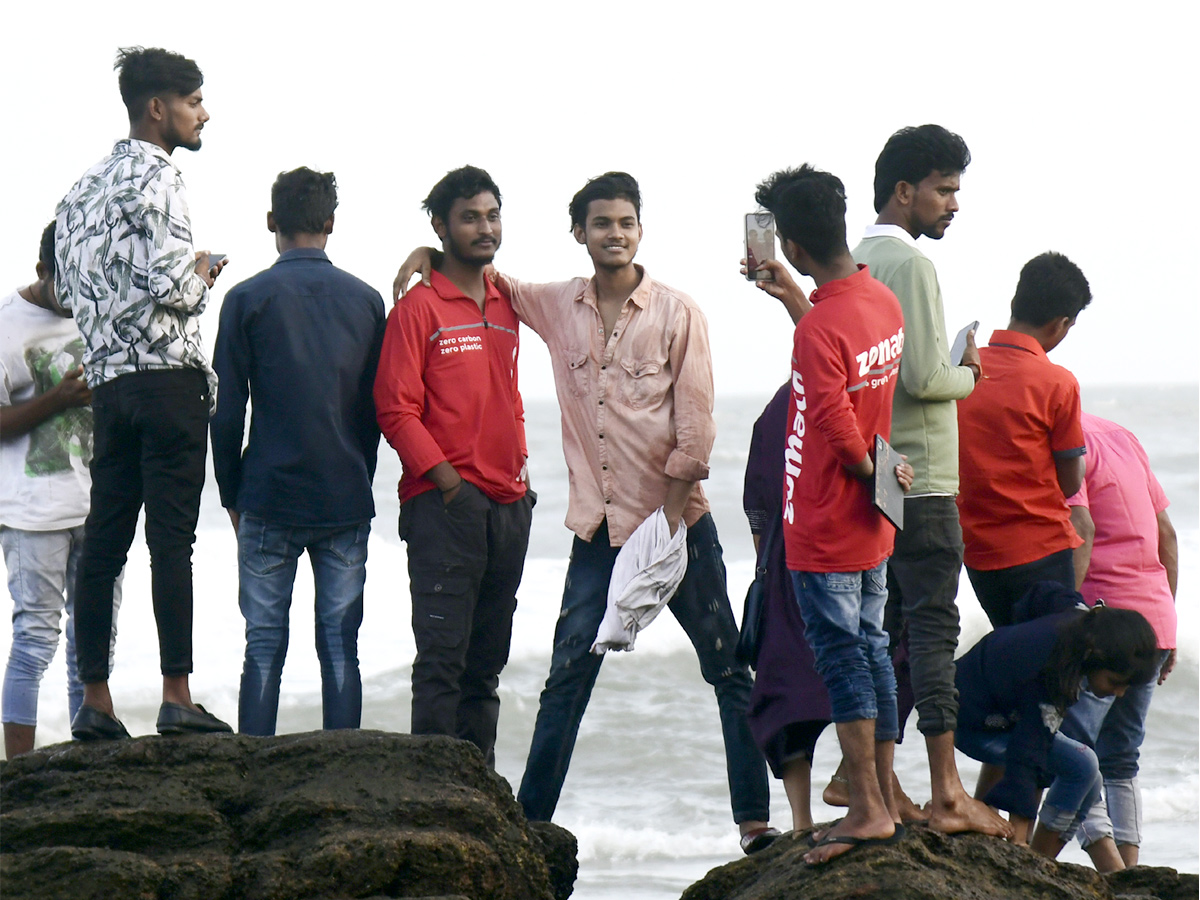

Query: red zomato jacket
374,270,527,504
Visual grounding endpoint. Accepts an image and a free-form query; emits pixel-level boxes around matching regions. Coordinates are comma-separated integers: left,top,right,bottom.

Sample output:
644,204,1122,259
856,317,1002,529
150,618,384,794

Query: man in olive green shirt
847,125,1008,838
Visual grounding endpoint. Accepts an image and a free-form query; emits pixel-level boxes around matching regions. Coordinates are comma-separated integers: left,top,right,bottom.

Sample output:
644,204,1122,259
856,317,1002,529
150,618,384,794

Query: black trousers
967,547,1075,628
400,481,533,767
74,369,209,683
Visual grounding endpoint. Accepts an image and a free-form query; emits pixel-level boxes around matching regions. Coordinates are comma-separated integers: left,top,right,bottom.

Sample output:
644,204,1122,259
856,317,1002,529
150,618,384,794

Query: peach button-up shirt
498,267,714,546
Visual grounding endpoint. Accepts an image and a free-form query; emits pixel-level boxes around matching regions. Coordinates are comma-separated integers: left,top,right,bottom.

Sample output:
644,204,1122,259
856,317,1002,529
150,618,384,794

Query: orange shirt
956,330,1085,570
497,268,713,546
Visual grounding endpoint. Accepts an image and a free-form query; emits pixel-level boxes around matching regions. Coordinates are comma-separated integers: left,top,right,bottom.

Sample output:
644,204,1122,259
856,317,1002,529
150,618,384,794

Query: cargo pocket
411,572,472,652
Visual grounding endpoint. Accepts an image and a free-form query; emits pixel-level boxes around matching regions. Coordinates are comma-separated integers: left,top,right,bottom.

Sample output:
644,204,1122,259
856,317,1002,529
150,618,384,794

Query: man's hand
393,247,438,302
426,460,463,505
53,365,92,408
227,508,240,534
962,331,982,383
896,458,915,492
740,258,812,325
195,250,228,288
1159,649,1176,685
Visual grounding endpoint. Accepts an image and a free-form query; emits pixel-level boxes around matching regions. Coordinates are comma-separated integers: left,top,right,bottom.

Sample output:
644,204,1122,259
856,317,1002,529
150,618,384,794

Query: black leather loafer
156,702,232,735
71,705,132,741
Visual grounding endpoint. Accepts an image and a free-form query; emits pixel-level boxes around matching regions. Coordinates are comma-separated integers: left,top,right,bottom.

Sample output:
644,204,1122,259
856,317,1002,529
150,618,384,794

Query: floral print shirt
55,139,216,411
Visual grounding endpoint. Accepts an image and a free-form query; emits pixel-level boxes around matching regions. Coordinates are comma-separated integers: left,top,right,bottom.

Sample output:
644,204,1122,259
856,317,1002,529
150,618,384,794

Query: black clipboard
872,434,904,530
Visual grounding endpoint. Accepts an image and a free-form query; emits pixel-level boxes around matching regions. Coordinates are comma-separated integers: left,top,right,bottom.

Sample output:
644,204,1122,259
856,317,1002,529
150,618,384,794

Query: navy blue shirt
211,248,385,527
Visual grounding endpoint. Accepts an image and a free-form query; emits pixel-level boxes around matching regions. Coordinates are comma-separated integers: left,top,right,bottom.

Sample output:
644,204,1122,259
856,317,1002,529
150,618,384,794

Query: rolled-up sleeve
664,302,714,482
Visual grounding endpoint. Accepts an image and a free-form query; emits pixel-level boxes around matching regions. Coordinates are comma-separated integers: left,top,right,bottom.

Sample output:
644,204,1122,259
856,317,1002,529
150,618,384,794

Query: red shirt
374,271,527,504
784,265,905,573
956,329,1085,570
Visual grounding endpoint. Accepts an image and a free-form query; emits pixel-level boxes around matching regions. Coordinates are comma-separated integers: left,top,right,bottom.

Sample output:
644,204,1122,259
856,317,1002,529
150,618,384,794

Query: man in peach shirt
395,172,774,853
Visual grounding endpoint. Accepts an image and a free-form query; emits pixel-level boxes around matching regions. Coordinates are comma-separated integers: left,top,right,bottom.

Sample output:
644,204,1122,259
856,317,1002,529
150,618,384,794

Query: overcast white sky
4,1,1197,400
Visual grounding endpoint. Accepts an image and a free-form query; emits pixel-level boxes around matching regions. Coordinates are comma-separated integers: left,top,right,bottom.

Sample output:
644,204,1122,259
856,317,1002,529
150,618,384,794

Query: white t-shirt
0,289,92,530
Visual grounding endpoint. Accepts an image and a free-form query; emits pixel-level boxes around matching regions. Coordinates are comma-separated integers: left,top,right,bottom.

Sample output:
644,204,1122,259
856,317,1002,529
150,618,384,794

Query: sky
4,1,1197,400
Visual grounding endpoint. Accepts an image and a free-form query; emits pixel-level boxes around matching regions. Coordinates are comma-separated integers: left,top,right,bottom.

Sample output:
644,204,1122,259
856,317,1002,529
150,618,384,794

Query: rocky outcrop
0,730,576,900
682,825,1197,900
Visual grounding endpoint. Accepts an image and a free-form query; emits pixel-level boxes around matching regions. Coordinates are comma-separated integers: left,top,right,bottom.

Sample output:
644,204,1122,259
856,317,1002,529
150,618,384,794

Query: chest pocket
617,357,670,410
565,350,592,400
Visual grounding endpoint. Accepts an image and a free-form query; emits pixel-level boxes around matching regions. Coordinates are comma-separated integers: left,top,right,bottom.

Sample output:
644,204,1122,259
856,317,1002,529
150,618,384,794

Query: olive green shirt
852,227,975,495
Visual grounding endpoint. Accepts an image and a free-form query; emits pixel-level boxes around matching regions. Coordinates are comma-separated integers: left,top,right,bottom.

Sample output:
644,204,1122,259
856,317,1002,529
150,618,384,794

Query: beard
445,231,498,267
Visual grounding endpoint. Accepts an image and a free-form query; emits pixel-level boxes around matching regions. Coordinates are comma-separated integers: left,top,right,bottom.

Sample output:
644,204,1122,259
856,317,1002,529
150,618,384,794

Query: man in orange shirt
956,252,1092,627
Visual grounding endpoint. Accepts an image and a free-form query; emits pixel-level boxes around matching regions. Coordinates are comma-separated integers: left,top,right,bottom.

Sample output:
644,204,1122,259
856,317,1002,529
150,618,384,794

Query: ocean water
5,383,1197,897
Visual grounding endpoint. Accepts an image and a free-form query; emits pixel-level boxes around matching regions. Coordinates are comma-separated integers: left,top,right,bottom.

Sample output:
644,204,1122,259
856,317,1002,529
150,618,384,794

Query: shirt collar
429,269,503,304
580,264,650,309
120,138,181,173
987,329,1047,358
810,263,870,305
274,248,331,265
862,223,918,246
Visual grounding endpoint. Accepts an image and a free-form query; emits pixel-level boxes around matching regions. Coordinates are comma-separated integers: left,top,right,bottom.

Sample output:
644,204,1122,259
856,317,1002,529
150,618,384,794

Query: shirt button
612,331,619,337
599,433,604,439
602,465,608,470
605,498,611,504
598,399,604,405
601,365,606,370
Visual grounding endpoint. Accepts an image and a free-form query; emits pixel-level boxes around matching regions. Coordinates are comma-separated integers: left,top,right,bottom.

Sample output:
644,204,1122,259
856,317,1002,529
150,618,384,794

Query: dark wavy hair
569,172,641,231
115,47,203,122
872,124,970,213
423,166,501,224
1011,251,1092,327
271,168,338,237
754,165,848,266
1042,606,1158,714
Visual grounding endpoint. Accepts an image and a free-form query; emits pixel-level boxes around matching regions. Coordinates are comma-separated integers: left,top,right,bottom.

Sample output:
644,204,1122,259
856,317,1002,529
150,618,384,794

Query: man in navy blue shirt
211,167,385,735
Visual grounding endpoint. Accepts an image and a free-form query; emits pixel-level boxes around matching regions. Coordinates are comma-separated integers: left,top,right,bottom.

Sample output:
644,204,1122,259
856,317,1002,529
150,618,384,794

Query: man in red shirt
755,164,911,865
373,166,533,767
956,252,1092,627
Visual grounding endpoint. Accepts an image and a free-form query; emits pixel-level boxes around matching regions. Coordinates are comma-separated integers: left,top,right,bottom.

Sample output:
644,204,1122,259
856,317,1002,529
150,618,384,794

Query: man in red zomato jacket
373,166,533,768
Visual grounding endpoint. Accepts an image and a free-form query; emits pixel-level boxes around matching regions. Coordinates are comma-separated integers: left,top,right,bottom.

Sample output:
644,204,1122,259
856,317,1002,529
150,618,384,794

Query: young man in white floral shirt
55,46,230,740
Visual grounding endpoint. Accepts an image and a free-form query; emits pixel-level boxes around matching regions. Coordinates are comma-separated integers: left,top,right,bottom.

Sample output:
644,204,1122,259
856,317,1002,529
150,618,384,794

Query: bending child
954,584,1158,872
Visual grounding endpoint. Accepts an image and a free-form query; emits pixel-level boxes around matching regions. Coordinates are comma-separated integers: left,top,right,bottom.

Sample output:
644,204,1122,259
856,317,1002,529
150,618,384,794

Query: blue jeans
791,562,898,740
517,514,769,824
1,526,121,726
1063,650,1168,847
956,725,1102,835
237,515,368,736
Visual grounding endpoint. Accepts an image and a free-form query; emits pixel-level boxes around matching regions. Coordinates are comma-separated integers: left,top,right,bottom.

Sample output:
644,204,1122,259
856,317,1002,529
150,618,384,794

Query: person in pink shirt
1060,413,1178,867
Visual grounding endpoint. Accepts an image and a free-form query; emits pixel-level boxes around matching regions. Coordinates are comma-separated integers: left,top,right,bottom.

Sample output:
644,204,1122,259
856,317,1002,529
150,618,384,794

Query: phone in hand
950,320,979,366
207,254,226,268
744,212,775,282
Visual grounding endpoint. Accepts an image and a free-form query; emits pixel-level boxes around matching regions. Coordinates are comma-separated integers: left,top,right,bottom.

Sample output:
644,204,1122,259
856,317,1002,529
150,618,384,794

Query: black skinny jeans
74,369,209,683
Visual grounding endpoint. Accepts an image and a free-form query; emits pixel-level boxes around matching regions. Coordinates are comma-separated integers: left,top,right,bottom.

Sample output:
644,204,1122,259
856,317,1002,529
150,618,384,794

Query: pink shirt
497,268,713,546
1067,412,1175,648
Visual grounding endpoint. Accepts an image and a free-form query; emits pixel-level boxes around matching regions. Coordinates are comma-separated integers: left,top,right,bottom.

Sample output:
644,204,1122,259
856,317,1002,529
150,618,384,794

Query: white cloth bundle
590,508,688,654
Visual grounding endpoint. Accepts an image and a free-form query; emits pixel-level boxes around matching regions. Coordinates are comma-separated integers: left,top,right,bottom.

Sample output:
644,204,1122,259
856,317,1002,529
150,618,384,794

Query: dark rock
681,824,1198,900
0,730,577,900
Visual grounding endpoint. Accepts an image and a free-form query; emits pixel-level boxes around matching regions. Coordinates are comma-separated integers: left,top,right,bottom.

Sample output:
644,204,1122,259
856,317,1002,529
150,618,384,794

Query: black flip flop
804,823,907,867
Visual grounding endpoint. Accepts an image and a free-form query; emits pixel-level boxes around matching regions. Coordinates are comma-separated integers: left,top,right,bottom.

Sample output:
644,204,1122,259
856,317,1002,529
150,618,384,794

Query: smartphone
950,320,979,366
207,253,227,267
744,212,775,282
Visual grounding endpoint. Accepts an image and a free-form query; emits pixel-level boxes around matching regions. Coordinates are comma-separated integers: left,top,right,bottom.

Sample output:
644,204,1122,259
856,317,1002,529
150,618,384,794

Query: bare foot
804,815,897,866
822,774,849,808
928,791,1013,838
894,780,929,824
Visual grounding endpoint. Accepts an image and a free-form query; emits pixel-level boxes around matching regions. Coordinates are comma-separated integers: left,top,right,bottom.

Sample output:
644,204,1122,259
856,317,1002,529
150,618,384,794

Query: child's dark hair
39,221,56,275
754,164,848,266
568,172,641,231
1011,251,1092,327
1042,606,1158,713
